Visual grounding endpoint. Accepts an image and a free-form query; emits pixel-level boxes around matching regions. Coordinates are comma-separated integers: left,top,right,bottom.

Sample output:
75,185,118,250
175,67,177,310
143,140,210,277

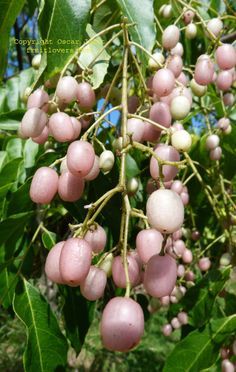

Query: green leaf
23,139,39,168
0,212,33,246
78,24,111,89
6,138,23,160
7,178,33,216
179,268,231,327
0,266,18,308
13,278,68,372
42,230,56,250
163,315,236,372
61,286,95,353
0,0,26,78
0,109,25,130
115,0,156,64
125,153,140,177
38,0,91,79
0,158,23,187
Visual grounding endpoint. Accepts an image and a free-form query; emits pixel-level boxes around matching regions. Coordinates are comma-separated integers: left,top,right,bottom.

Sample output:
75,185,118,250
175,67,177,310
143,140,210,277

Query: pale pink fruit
56,76,78,103
206,134,220,150
150,144,180,182
171,180,183,194
112,255,140,288
58,171,84,202
100,297,144,352
182,248,193,264
136,229,163,264
194,56,214,85
59,238,92,286
170,42,184,57
128,95,139,113
162,25,180,49
162,324,172,336
198,257,211,271
126,118,145,142
49,112,74,142
80,266,107,301
153,68,175,97
84,155,100,181
210,146,222,160
67,140,95,177
84,224,107,254
216,44,236,70
30,167,58,204
77,82,96,110
166,55,183,78
144,254,177,298
177,311,188,325
27,88,49,112
70,117,82,139
45,241,65,284
171,317,181,329
149,102,172,130
21,107,48,137
32,126,49,144
216,71,233,91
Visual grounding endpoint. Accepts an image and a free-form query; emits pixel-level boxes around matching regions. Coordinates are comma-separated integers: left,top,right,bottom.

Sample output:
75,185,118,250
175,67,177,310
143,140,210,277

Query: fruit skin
84,224,107,253
171,130,192,152
59,238,92,286
206,18,223,37
194,56,214,85
58,171,84,202
45,241,65,284
190,79,207,97
48,112,74,142
136,228,163,264
146,189,184,233
162,25,180,49
100,297,144,352
67,140,95,177
216,71,233,91
144,254,177,298
84,155,100,181
185,23,197,39
216,44,236,70
21,107,48,138
30,167,58,204
27,88,49,112
56,76,78,103
112,255,140,288
205,134,220,150
149,102,172,130
210,146,222,160
77,82,96,110
150,144,180,182
126,118,145,142
99,150,115,173
152,68,175,97
170,96,191,120
80,266,107,301
148,52,165,71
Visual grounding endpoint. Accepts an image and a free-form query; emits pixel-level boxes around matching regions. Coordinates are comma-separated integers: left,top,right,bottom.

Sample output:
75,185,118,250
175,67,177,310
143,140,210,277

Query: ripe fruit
112,255,140,288
190,79,207,97
144,254,177,297
162,324,172,336
221,359,234,372
67,140,95,177
162,25,180,49
171,317,181,329
80,266,107,301
21,107,48,138
216,71,233,91
70,117,82,139
84,224,107,254
170,96,191,119
45,241,65,284
210,146,222,160
30,167,58,204
194,56,214,85
149,102,172,130
146,189,184,233
84,155,100,181
126,118,145,142
150,144,180,182
32,126,49,144
185,23,197,39
216,44,236,70
136,229,163,264
127,95,139,113
59,238,92,286
100,297,144,352
27,88,49,112
77,82,96,110
183,9,195,25
148,51,165,71
99,150,115,173
173,239,186,257
142,121,161,142
217,118,230,131
56,76,78,103
170,42,184,56
182,248,193,264
177,311,188,325
152,68,175,97
166,55,183,77
49,112,74,142
198,257,211,271
223,93,234,106
205,134,220,150
171,180,183,194
58,171,84,202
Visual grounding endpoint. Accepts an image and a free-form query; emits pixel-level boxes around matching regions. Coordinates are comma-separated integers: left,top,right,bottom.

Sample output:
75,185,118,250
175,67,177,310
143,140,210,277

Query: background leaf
13,278,68,372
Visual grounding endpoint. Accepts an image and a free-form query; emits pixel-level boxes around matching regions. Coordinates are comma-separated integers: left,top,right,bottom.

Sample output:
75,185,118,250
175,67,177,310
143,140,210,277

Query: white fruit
170,96,191,119
146,189,184,233
171,130,192,152
99,150,115,174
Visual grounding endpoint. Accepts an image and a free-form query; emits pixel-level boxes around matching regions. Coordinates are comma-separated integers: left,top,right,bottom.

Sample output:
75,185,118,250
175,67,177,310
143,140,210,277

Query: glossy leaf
115,0,156,64
38,0,91,79
0,0,26,78
60,286,95,353
13,278,68,372
164,315,236,372
42,230,56,250
78,24,110,89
